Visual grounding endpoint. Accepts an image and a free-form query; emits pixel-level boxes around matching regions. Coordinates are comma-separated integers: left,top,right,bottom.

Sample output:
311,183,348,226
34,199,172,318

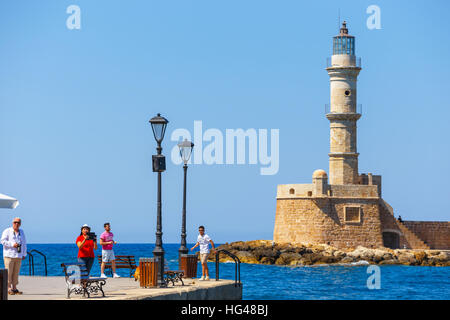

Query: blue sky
0,0,449,243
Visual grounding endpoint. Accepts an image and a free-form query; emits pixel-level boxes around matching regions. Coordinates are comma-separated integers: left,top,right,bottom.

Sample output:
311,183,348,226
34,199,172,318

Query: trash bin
138,258,158,288
179,254,198,278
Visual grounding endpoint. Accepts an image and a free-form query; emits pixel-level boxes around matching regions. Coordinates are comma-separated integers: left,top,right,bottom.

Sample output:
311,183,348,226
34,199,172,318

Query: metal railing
215,249,241,287
325,103,362,115
26,249,48,276
326,56,361,68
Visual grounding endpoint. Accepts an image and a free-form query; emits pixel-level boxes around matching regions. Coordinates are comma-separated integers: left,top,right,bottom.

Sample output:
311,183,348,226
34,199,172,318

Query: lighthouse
326,21,361,185
273,20,447,250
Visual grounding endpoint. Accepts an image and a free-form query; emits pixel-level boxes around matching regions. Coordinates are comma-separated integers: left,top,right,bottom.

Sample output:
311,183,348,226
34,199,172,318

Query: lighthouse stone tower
272,22,439,250
326,21,361,185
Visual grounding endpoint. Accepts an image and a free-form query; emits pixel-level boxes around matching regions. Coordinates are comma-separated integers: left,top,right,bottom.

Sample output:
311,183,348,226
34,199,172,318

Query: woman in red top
76,224,98,275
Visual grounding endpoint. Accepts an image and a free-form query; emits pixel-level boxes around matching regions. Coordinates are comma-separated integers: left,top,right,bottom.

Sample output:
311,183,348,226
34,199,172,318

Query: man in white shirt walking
190,225,215,281
1,217,27,295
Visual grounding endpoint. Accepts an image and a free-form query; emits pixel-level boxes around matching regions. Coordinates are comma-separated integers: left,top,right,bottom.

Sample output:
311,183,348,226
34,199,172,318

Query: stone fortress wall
402,221,450,250
274,172,450,250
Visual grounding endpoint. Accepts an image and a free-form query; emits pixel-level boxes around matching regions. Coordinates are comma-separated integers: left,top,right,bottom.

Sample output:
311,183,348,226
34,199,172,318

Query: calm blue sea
1,243,449,300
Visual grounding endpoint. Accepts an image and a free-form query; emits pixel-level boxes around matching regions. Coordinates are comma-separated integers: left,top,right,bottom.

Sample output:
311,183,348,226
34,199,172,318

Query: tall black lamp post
149,113,169,288
178,139,194,259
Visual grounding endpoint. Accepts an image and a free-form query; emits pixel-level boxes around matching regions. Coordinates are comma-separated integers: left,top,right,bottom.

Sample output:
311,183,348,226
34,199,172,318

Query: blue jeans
78,257,94,275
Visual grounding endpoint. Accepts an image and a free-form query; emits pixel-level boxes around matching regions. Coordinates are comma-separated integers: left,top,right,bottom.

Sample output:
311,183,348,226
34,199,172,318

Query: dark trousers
78,257,94,275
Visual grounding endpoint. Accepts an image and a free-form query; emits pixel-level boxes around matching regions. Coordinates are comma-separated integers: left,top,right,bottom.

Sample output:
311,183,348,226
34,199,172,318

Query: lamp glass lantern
178,139,194,164
149,113,169,144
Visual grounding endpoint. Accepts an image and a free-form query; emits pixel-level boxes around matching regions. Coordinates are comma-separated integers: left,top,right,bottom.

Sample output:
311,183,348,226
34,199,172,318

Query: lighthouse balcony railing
325,104,362,115
326,56,361,68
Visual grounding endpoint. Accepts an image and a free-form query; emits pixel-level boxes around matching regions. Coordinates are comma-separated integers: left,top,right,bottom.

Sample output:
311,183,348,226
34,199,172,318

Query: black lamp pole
178,139,194,261
179,163,188,257
149,113,168,288
154,143,165,287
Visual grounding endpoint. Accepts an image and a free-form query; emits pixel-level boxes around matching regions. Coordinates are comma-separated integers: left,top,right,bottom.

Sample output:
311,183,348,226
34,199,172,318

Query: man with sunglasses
1,217,27,295
190,226,215,281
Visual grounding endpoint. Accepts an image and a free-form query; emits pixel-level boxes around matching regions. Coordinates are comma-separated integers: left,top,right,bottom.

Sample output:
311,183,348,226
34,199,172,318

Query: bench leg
83,283,90,298
99,282,105,297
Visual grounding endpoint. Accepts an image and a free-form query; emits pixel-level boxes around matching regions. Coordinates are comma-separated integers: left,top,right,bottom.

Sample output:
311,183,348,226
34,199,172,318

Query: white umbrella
0,193,19,209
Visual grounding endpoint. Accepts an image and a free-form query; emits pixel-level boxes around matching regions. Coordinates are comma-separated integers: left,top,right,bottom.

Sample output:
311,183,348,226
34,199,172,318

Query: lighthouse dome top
337,21,354,37
333,21,355,55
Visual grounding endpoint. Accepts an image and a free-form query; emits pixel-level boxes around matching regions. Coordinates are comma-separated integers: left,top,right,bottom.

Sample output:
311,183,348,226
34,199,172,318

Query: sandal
8,290,15,295
13,289,23,295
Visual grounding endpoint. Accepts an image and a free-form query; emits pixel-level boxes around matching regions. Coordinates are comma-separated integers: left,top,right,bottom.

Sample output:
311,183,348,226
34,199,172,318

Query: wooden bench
97,255,137,277
164,270,184,286
61,262,106,298
164,262,184,286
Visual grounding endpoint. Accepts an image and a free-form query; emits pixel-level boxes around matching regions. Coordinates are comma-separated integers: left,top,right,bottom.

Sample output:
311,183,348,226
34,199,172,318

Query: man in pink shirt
100,222,120,278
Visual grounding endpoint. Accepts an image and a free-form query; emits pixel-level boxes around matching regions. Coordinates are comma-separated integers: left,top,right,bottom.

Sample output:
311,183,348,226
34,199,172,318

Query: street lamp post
178,139,194,260
149,113,169,288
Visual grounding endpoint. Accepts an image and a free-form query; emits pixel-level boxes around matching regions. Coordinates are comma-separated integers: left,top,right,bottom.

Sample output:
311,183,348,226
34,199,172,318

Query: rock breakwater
211,240,450,266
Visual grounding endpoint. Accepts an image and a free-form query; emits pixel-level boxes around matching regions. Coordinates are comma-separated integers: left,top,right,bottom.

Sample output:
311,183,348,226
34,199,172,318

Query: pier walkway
7,276,242,300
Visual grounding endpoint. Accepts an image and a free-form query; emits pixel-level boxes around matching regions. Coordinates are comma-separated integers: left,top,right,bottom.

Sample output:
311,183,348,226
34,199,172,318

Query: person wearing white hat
76,224,97,275
1,217,27,295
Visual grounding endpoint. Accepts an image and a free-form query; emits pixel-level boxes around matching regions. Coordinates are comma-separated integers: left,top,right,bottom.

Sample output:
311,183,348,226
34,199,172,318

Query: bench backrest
97,255,136,267
61,263,89,280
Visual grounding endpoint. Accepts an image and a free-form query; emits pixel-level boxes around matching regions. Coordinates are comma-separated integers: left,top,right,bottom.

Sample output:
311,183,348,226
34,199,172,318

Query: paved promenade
7,276,242,300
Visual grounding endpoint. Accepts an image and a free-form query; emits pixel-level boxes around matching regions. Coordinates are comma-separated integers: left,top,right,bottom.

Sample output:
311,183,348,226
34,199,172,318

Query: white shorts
102,250,115,262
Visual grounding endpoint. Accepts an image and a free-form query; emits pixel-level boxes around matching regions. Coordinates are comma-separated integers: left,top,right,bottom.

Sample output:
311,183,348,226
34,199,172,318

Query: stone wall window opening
344,206,361,223
308,191,313,197
289,188,295,195
345,89,351,96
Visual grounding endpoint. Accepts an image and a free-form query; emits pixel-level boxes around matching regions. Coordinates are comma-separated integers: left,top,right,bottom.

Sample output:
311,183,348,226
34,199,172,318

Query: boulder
333,250,346,259
235,251,259,264
246,240,273,249
347,246,375,261
397,252,417,265
425,250,441,256
339,256,355,264
427,251,449,266
253,248,279,261
231,241,250,251
379,259,399,265
274,242,297,253
260,257,275,265
413,251,427,264
298,256,314,265
371,249,392,263
275,252,302,265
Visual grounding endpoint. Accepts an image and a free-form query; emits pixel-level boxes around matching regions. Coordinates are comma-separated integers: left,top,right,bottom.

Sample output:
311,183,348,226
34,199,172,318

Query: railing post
27,253,34,276
31,254,35,276
238,262,241,286
215,251,219,281
214,249,241,287
44,255,48,276
234,259,237,287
